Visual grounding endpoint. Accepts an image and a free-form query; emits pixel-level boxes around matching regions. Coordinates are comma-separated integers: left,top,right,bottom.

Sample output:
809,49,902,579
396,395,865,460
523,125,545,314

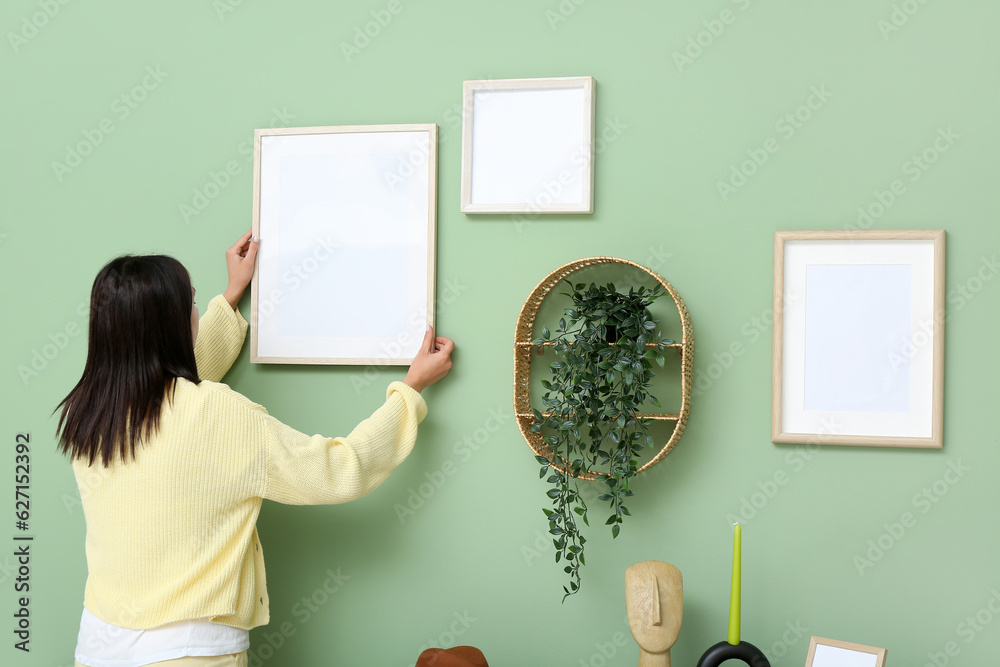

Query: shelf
515,341,683,348
517,412,680,422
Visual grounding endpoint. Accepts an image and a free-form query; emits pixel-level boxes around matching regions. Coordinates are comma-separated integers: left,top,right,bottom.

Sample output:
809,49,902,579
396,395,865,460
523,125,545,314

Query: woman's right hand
403,326,454,393
223,230,260,309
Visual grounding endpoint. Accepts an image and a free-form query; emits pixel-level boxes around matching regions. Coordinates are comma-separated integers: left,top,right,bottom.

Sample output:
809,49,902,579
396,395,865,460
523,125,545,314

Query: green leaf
612,524,621,538
541,326,551,339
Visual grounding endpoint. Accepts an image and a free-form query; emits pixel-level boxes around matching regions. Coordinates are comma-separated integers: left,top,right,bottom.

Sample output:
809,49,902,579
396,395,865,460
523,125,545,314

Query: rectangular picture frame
250,124,437,365
460,76,595,214
805,636,887,667
772,229,945,447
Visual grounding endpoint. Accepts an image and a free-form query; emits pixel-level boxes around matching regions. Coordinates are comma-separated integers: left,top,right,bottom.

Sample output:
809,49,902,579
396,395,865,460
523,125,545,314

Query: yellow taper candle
727,522,741,645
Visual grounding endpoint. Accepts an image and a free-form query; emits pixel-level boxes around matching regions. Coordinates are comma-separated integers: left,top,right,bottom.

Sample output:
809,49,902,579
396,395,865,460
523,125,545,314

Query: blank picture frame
460,76,595,214
805,637,887,667
250,124,437,365
772,230,945,447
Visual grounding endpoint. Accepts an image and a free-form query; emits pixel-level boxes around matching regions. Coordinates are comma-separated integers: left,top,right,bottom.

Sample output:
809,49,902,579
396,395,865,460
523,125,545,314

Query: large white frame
460,76,595,214
772,230,945,447
250,124,437,365
805,636,887,667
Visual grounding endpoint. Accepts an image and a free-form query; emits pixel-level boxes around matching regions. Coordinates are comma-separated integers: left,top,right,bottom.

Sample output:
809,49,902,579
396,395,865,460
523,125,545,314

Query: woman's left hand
223,230,260,309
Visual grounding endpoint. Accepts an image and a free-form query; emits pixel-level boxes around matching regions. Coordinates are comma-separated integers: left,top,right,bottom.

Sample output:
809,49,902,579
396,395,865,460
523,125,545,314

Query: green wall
3,1,999,665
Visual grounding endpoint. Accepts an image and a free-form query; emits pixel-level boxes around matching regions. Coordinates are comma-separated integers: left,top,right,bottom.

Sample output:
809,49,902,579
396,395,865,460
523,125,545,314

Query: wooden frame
250,124,437,365
772,230,945,447
805,636,887,667
460,76,595,214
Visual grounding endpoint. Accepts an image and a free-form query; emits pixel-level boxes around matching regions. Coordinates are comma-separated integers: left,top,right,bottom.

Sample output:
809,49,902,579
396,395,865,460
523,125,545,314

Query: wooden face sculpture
625,561,683,662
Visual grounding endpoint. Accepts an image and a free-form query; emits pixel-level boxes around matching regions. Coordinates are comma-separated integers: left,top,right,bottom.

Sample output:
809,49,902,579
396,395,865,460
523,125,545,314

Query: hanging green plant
530,279,675,601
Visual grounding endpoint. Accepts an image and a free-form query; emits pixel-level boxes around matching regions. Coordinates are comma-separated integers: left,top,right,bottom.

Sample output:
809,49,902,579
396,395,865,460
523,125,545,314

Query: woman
58,231,454,667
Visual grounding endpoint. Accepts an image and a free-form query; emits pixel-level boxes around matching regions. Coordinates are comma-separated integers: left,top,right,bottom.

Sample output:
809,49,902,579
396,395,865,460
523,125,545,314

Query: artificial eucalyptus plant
531,280,674,601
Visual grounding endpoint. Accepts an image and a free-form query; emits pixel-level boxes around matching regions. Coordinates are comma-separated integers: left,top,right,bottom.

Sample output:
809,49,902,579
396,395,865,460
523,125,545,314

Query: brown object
415,646,489,667
625,561,683,667
514,257,694,480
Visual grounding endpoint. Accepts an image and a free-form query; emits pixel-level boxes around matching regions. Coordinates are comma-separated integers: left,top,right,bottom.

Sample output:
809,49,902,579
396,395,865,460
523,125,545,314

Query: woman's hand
223,230,260,309
403,325,455,393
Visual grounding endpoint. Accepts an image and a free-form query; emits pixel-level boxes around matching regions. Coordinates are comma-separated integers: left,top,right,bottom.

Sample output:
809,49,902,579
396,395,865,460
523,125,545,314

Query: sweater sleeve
262,381,428,505
194,295,248,382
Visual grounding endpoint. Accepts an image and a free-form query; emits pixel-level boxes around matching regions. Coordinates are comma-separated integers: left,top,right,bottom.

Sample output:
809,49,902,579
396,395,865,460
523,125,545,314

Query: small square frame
772,229,945,447
805,636,887,667
460,76,595,214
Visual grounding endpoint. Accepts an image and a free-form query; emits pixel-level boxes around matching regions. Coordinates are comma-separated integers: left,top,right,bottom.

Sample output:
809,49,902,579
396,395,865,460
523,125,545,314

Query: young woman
58,231,454,667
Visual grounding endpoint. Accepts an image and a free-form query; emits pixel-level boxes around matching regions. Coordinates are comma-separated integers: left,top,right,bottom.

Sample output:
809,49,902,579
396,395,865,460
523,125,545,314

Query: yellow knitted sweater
72,294,427,630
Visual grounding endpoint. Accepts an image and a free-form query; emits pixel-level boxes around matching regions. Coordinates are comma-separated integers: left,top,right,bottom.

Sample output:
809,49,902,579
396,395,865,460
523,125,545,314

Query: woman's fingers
244,236,260,264
423,325,436,352
230,230,253,257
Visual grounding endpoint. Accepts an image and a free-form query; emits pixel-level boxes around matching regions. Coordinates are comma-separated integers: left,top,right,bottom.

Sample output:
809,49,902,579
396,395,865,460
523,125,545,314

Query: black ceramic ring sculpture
697,640,770,667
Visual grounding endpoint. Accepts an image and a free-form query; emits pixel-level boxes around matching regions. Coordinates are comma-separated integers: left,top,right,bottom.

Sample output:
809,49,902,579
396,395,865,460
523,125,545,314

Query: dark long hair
57,255,201,466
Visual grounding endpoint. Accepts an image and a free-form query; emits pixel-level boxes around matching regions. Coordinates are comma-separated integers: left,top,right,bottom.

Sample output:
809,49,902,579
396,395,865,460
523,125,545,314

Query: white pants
76,653,247,667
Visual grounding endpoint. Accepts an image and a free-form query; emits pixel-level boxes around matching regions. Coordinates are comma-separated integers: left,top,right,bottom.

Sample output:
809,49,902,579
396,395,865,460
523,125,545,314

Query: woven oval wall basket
513,257,694,480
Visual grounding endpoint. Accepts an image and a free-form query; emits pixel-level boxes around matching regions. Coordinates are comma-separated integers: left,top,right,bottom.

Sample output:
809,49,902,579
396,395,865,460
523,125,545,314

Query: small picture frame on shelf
460,76,595,214
805,636,887,667
772,229,945,448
